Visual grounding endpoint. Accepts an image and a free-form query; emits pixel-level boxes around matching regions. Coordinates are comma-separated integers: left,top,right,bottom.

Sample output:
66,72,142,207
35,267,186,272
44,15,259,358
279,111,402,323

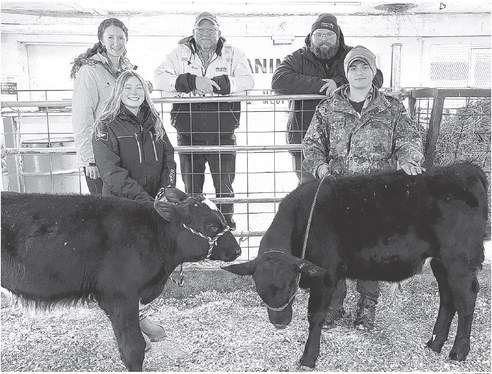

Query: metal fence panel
2,89,491,259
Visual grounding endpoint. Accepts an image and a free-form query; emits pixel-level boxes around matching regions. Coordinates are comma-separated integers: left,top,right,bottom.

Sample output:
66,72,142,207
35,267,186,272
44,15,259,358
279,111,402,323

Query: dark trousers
177,134,236,222
329,279,380,309
292,151,316,185
83,168,103,195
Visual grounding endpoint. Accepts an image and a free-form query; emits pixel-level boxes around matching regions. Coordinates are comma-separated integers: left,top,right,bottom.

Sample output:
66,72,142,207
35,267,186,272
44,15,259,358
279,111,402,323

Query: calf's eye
205,223,219,232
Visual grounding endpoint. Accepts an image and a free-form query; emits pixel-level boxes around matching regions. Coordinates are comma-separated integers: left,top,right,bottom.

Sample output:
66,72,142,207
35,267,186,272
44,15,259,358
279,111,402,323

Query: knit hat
195,12,220,28
311,13,339,36
344,45,377,76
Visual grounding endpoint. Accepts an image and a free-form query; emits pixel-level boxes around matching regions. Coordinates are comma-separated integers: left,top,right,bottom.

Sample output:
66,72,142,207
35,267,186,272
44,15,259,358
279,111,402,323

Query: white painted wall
2,11,490,95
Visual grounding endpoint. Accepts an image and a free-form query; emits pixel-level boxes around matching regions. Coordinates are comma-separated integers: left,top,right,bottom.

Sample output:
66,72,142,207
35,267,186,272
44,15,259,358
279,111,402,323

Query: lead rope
169,224,231,287
266,174,331,312
302,174,332,260
169,264,185,287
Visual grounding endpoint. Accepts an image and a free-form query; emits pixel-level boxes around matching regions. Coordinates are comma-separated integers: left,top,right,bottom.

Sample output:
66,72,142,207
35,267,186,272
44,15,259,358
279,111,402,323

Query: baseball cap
194,12,220,28
344,45,377,76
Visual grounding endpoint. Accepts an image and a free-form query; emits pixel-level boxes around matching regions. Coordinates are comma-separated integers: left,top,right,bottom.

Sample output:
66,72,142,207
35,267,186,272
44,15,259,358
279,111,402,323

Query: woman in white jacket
71,18,135,194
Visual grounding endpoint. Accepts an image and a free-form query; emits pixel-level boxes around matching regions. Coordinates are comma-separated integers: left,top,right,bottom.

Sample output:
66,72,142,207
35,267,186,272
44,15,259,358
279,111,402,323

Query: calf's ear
164,187,189,203
154,199,179,221
296,259,327,278
222,260,257,275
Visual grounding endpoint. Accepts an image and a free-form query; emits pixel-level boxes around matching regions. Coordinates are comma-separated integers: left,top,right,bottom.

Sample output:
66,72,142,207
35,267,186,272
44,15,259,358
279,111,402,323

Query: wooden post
423,89,445,168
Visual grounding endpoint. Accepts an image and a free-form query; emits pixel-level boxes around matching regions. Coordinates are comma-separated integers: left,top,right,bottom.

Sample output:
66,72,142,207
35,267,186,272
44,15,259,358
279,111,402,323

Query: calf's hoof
449,345,469,361
274,323,288,330
298,357,316,370
426,338,443,353
297,362,315,371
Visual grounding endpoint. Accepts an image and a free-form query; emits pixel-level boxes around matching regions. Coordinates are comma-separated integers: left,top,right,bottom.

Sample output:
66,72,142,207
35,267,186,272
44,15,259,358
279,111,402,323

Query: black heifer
1,187,241,371
224,163,488,369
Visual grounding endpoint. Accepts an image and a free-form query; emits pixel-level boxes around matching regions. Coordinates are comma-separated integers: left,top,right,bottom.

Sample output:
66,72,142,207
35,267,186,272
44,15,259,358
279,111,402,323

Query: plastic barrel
21,137,82,193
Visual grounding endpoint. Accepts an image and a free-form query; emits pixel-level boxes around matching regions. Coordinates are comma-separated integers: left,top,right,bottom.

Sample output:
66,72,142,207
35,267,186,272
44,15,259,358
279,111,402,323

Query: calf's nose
234,246,242,257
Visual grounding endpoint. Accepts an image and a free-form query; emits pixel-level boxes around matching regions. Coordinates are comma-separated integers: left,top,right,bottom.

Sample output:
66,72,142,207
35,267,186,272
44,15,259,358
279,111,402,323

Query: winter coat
72,52,135,167
93,103,176,202
302,84,424,177
154,36,254,143
271,31,384,148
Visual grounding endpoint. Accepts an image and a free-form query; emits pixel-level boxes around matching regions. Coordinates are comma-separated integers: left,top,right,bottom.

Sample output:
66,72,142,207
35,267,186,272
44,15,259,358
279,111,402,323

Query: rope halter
260,250,301,312
182,223,231,259
168,223,231,287
263,175,331,312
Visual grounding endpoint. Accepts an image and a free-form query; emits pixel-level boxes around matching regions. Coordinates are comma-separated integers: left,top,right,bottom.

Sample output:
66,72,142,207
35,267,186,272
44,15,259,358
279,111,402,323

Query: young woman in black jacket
92,70,176,348
93,70,176,202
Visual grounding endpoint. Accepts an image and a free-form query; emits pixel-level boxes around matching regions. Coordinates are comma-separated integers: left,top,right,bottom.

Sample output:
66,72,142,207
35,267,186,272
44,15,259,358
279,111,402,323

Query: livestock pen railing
1,88,490,261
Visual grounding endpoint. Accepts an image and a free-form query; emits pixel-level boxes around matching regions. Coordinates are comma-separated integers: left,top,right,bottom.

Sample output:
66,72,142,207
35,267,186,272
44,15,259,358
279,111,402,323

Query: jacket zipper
151,136,158,162
134,133,143,164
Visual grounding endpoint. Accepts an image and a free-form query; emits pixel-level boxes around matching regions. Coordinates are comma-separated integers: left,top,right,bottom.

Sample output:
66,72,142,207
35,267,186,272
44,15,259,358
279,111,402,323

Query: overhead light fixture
271,35,295,45
375,3,417,13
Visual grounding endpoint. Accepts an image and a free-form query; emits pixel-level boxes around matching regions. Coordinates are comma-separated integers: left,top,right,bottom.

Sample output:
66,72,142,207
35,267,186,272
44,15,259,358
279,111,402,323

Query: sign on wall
1,76,17,95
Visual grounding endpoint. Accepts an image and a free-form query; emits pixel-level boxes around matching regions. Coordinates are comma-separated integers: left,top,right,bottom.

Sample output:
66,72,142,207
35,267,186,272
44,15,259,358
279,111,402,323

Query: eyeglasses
194,27,219,35
312,33,336,40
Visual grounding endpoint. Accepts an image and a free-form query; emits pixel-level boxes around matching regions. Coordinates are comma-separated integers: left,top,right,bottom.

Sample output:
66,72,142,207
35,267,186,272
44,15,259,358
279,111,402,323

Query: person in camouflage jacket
302,85,424,177
302,45,424,331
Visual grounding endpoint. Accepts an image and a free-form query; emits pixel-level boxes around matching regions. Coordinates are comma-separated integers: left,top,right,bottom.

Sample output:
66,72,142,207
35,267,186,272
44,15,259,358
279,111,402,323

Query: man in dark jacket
272,13,384,184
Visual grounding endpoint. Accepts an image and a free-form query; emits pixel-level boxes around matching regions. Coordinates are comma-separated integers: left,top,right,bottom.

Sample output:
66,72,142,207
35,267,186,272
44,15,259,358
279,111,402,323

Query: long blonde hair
93,70,166,141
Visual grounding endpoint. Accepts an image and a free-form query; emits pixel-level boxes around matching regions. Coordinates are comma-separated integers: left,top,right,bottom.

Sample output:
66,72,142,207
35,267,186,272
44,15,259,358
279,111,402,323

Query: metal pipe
390,43,402,91
2,144,303,155
1,93,325,109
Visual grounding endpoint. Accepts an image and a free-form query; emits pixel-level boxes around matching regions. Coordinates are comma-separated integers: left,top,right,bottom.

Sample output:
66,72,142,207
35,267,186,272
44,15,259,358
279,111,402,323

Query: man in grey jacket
155,12,254,229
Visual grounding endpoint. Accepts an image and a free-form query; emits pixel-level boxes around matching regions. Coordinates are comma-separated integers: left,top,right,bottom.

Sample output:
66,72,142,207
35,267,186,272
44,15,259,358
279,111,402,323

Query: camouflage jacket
302,85,424,177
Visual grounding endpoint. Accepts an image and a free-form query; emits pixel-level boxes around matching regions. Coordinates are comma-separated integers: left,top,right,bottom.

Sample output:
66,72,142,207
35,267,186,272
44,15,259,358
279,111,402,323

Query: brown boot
354,297,376,330
140,317,166,342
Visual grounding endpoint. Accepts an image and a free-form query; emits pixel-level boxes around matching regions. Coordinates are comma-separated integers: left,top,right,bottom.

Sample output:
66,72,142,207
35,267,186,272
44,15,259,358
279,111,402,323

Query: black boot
322,307,350,329
354,297,376,330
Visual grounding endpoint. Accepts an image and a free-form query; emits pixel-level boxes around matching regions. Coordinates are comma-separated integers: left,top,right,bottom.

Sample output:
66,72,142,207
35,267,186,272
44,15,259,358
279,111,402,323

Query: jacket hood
333,84,390,113
178,35,227,56
71,52,135,79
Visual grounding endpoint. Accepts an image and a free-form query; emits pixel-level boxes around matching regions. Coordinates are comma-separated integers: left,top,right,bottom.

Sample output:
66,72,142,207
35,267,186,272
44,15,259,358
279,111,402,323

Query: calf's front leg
98,296,145,371
299,282,334,369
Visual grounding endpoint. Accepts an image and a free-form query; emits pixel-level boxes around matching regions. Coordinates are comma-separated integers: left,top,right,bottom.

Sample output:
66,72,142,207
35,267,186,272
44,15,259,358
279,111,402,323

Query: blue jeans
177,134,236,223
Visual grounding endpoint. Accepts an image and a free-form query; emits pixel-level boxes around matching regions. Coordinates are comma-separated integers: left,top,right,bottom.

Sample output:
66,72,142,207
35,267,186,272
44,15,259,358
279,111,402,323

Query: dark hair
70,18,129,79
97,18,129,41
